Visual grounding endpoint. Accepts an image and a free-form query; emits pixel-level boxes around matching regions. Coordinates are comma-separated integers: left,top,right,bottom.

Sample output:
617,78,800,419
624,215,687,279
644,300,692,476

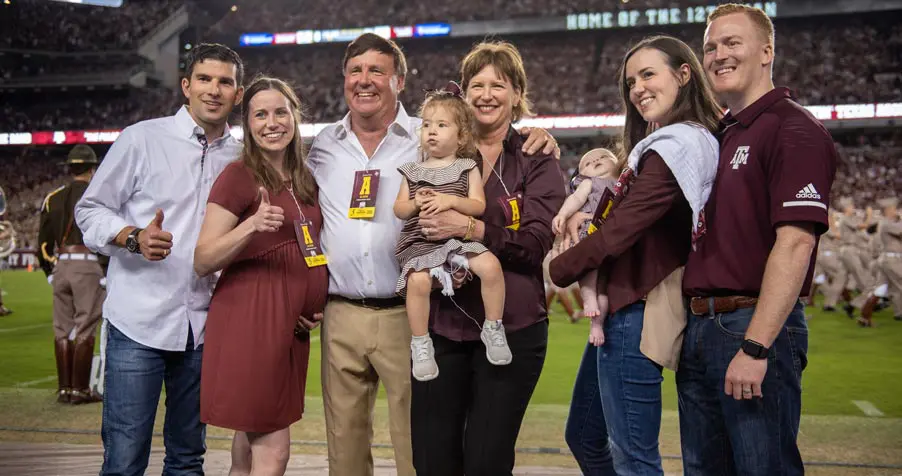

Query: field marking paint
852,400,885,417
0,324,45,334
15,376,56,388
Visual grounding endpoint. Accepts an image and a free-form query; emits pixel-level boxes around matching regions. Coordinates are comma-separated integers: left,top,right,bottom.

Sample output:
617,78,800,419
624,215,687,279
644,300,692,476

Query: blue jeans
564,342,616,475
676,301,808,476
101,324,206,476
598,302,665,475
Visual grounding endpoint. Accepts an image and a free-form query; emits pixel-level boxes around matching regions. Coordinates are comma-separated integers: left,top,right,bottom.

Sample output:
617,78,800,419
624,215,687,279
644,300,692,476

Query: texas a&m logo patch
730,146,750,170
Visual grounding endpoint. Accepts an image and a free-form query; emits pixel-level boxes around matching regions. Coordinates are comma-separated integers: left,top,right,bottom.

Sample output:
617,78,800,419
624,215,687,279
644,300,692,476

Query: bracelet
463,216,476,241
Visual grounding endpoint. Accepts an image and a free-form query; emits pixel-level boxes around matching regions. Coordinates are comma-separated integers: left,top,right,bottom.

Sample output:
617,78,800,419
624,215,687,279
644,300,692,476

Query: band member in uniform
856,197,902,326
816,209,844,311
38,144,105,404
837,197,876,316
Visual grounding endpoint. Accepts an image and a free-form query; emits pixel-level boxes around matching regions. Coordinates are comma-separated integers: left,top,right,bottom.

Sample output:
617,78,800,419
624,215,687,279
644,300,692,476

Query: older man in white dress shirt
75,44,244,476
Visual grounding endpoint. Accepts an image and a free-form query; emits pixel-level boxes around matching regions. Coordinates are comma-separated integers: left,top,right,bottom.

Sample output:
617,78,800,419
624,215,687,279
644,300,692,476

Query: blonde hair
708,3,775,46
418,91,478,161
460,41,533,122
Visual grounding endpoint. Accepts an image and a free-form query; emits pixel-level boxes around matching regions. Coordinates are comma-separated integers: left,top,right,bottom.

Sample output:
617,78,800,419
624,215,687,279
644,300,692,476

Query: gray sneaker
411,336,439,381
480,320,512,365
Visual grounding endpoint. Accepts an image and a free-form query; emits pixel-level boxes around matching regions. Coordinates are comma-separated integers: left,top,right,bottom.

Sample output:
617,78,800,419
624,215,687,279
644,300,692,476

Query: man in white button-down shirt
75,44,244,476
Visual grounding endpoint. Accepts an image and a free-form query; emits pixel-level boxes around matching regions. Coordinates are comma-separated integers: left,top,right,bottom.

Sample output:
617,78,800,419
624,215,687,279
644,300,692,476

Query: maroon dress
200,162,328,433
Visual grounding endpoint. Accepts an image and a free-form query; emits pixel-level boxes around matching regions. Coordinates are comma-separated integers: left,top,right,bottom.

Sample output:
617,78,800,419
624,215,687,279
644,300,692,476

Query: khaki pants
321,299,414,476
817,251,845,308
53,259,105,340
877,254,902,316
840,246,876,293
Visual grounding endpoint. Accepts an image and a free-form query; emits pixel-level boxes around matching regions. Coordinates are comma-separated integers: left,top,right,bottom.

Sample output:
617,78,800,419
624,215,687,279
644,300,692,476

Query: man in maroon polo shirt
677,4,838,476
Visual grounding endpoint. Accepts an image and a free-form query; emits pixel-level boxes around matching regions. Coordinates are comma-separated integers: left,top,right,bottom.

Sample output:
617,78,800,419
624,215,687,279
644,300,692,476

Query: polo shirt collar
721,87,793,129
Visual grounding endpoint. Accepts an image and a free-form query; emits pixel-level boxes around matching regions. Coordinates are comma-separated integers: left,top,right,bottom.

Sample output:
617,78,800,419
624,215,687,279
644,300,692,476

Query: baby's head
418,83,478,160
578,148,617,178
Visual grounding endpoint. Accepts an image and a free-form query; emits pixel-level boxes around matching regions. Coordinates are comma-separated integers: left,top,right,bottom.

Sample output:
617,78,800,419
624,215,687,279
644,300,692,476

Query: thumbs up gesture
139,208,174,261
251,187,284,233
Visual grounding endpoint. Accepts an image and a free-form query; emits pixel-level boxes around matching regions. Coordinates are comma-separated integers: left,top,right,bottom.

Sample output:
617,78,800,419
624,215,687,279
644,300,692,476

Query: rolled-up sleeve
75,128,141,255
482,155,564,273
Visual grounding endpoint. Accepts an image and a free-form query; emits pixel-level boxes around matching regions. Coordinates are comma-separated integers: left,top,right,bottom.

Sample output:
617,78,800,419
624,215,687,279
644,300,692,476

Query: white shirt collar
175,105,232,142
336,102,415,139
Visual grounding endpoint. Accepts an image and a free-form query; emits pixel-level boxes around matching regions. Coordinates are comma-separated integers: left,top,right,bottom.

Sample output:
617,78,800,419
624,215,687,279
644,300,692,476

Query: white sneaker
480,320,512,365
411,336,439,381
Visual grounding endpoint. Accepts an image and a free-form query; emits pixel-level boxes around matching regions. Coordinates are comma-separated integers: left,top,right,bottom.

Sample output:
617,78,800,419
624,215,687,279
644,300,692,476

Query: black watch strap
741,339,769,359
126,228,143,254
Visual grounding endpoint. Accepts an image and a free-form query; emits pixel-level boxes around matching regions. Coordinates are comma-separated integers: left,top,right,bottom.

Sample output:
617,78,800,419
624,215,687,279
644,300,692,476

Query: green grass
2,270,901,417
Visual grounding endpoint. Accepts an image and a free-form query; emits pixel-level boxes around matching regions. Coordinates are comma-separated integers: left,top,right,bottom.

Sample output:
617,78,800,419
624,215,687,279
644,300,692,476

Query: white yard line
852,400,885,417
15,376,57,388
0,324,45,334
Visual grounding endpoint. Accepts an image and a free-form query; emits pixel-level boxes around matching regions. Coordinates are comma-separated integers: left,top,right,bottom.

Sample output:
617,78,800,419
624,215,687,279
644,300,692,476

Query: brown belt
689,296,758,316
59,244,92,254
329,294,404,310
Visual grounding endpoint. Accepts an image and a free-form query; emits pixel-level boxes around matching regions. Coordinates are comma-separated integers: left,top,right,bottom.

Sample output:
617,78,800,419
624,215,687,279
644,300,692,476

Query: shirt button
364,252,369,257
367,280,373,286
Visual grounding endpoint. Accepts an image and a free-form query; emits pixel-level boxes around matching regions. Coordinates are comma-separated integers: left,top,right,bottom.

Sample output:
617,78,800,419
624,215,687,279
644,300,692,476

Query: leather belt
329,294,404,310
59,244,92,254
689,296,758,316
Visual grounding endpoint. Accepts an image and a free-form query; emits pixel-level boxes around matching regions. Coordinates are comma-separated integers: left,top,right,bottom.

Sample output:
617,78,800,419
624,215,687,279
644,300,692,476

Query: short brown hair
708,3,775,46
184,43,244,85
460,41,533,122
343,33,407,79
418,90,478,161
240,75,316,205
616,36,723,168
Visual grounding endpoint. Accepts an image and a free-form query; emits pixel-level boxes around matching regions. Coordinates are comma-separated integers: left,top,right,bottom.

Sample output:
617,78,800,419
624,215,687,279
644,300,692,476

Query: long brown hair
616,35,722,168
418,90,478,161
240,75,316,205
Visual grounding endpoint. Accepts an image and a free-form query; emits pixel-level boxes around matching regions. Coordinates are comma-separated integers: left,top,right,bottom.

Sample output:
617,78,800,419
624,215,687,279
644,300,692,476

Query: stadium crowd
206,0,715,33
3,17,899,130
0,0,182,51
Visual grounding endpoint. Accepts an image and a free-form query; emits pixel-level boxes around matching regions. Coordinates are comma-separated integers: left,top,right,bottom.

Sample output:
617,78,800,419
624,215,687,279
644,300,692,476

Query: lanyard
286,183,307,222
490,152,511,196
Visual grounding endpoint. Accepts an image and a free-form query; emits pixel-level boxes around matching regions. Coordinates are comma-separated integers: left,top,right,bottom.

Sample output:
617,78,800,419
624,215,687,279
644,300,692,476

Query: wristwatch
125,228,143,254
741,339,769,359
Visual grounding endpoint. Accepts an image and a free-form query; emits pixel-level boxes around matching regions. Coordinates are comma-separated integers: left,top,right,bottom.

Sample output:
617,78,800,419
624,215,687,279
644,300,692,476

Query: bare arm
744,223,817,347
454,167,487,217
194,203,257,277
557,179,593,220
393,179,419,220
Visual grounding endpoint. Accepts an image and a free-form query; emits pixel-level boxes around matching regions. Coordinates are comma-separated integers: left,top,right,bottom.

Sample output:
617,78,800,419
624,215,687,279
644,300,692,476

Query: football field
1,270,901,472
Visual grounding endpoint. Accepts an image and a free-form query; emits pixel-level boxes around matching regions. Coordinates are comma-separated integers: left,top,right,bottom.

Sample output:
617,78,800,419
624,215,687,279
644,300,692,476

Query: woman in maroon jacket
411,41,566,475
551,35,722,475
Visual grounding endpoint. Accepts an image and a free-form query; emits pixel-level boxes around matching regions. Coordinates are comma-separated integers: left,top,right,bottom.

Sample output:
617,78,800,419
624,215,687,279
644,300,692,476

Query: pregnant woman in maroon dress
194,76,327,475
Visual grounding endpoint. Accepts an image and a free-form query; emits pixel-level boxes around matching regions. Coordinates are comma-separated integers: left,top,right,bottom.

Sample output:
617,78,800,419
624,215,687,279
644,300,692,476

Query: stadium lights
1,103,900,147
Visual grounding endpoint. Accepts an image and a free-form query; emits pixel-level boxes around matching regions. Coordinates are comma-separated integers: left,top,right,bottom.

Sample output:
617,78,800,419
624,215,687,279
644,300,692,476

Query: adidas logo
796,183,821,200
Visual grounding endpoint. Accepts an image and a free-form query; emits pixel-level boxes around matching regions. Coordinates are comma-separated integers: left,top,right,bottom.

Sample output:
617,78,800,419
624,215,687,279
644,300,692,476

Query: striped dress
395,158,489,296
